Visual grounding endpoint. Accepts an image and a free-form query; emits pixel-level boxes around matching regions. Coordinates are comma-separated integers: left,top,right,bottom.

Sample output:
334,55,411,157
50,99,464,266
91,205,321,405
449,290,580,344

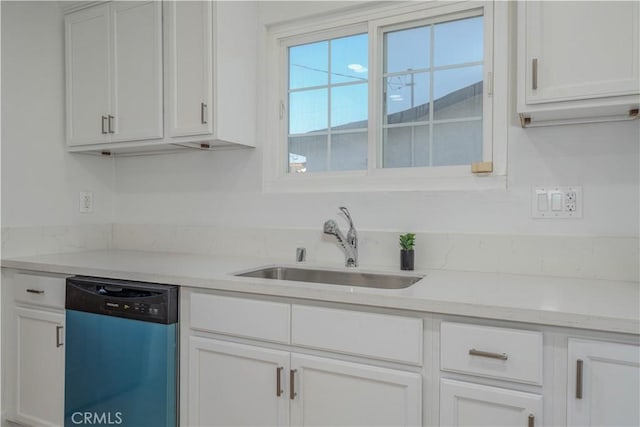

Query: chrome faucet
323,207,358,267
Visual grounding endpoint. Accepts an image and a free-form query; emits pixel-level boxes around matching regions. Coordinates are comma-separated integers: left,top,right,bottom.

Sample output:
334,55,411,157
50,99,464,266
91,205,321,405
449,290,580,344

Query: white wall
113,1,639,238
1,1,115,228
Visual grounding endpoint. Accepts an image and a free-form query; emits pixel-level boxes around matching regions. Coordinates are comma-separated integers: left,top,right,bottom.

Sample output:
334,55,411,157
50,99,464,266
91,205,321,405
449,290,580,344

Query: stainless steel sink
236,266,423,289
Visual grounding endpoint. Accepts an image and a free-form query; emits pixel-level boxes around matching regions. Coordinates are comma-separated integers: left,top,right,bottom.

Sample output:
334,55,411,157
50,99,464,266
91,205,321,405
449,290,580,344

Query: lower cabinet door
188,337,290,427
14,307,65,426
567,339,640,427
440,379,542,427
290,353,422,427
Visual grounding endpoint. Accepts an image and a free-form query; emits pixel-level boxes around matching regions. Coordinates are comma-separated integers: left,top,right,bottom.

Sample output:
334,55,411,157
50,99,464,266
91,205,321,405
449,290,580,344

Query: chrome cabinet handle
576,359,583,399
56,325,64,348
108,115,115,133
532,58,538,90
290,369,297,400
528,414,535,427
101,116,108,134
276,367,283,397
26,289,45,295
469,348,508,360
201,102,207,124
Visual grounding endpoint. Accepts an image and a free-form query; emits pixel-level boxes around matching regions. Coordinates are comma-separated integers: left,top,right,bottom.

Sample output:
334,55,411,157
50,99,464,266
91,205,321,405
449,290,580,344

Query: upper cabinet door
165,1,213,138
567,339,640,427
110,1,163,142
523,1,640,104
65,4,111,146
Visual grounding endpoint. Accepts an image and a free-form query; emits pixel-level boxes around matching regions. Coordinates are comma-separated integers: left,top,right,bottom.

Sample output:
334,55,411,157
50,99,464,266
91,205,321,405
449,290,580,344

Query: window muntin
382,15,484,169
287,33,368,173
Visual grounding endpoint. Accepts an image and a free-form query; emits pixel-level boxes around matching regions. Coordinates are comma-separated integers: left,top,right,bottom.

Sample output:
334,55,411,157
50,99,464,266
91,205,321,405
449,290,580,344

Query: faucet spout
323,208,358,267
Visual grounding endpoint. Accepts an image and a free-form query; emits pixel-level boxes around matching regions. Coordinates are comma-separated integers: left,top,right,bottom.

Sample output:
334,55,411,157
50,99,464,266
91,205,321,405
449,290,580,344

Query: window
288,33,369,173
382,15,484,169
267,2,507,192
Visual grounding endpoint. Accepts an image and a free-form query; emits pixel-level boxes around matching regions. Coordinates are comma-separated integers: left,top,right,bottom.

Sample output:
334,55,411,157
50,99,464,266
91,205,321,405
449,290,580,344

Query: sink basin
236,266,423,289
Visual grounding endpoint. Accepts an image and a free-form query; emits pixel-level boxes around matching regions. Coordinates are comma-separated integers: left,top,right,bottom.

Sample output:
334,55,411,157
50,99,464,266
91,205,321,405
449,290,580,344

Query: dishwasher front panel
64,309,177,427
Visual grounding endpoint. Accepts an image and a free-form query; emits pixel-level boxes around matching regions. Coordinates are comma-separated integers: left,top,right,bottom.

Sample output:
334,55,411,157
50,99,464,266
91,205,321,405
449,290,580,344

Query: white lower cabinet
186,337,421,427
290,353,421,427
567,339,640,427
12,307,65,426
2,271,67,427
440,379,542,427
188,337,290,427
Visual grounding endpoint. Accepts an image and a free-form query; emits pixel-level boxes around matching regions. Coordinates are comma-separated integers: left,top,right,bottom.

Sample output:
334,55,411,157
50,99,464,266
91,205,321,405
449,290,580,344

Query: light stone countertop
1,249,638,335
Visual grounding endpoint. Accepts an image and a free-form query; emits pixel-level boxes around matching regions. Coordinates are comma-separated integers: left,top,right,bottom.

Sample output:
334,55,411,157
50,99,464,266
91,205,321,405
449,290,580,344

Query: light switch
537,193,548,211
550,192,563,211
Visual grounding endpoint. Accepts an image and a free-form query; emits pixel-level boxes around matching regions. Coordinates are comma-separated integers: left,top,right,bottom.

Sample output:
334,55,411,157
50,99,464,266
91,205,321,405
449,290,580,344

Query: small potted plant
399,233,416,271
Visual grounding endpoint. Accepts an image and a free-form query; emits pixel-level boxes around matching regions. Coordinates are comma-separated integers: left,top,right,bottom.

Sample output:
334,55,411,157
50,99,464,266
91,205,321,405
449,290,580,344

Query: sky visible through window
288,15,483,171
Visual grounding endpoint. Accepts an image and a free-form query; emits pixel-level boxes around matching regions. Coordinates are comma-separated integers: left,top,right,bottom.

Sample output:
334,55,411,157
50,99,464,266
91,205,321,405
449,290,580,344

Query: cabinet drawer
14,273,66,309
441,322,543,385
190,293,290,344
291,305,423,365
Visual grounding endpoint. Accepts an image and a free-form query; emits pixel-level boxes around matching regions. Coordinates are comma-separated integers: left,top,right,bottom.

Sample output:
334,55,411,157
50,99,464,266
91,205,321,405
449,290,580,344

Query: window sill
263,168,507,193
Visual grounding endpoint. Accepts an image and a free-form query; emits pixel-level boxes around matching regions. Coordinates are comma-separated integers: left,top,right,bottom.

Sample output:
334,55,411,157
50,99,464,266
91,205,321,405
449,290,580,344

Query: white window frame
263,1,508,193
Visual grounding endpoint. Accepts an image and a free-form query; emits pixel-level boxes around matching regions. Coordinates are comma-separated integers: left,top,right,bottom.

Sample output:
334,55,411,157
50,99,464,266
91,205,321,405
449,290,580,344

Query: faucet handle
339,207,355,229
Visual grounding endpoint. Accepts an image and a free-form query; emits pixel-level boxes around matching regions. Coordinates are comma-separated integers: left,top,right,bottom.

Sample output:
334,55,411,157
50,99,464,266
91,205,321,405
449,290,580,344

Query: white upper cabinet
64,4,111,146
109,2,163,143
164,1,213,138
65,1,257,155
517,1,640,126
163,1,257,148
65,1,163,147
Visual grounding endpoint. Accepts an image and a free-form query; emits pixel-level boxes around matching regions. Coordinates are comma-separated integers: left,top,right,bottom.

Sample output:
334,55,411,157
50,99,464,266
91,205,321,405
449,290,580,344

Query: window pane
434,66,483,120
383,125,430,168
384,26,430,73
289,41,328,89
331,34,368,84
289,135,328,172
432,121,482,166
289,89,328,134
331,84,368,129
331,132,368,171
385,73,430,124
434,16,483,67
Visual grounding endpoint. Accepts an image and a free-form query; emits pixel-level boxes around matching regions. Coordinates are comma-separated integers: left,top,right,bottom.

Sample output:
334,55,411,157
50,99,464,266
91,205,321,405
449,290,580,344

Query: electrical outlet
79,191,93,213
532,186,582,219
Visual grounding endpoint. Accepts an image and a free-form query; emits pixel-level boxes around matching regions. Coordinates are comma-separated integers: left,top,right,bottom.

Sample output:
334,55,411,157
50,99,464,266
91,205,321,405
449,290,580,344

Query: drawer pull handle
26,289,45,295
290,369,297,400
276,367,283,397
469,348,508,360
528,414,535,427
56,325,64,348
576,359,583,399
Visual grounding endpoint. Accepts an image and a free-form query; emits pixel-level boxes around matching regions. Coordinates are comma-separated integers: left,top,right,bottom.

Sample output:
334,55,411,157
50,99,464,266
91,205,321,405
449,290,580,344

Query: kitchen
0,1,638,426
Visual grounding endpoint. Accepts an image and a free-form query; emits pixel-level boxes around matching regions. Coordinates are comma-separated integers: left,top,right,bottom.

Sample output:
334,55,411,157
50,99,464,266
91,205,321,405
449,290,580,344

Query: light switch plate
532,186,582,219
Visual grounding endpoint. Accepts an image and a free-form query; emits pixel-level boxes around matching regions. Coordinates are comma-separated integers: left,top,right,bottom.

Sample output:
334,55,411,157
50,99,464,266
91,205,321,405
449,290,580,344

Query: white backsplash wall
112,224,638,282
1,224,113,259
